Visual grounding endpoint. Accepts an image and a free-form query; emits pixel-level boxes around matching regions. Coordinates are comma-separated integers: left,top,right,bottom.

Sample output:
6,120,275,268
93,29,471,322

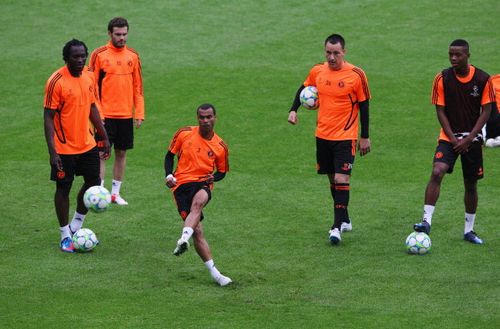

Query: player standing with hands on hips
164,104,232,286
413,39,495,244
89,17,145,206
44,39,110,252
288,33,371,245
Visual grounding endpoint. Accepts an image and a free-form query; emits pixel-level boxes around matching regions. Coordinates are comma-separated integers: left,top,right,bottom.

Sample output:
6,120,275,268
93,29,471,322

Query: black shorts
316,138,356,175
50,147,100,183
97,118,134,150
173,182,212,221
433,140,483,179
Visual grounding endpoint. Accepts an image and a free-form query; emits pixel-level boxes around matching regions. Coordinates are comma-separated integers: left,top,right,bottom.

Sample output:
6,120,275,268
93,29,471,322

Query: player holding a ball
287,33,372,245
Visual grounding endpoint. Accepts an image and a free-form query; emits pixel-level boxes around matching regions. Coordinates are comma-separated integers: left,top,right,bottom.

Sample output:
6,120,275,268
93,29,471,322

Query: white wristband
166,174,177,184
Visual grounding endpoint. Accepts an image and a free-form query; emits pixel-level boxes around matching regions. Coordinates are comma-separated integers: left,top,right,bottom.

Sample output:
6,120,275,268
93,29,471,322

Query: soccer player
89,16,145,205
414,39,495,244
287,33,371,245
164,104,232,287
44,39,110,252
484,74,500,147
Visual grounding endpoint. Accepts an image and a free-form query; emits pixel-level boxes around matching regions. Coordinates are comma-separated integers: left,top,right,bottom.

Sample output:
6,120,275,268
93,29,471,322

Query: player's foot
214,274,232,287
341,220,352,232
111,194,128,205
172,238,189,256
464,231,483,244
329,228,341,245
413,220,431,234
60,237,75,253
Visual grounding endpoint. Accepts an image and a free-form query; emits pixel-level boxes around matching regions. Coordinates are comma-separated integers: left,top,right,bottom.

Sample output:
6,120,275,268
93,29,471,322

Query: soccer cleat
172,238,189,256
328,228,341,245
464,231,483,244
111,194,128,205
413,221,431,235
60,237,75,253
341,220,352,232
214,274,233,287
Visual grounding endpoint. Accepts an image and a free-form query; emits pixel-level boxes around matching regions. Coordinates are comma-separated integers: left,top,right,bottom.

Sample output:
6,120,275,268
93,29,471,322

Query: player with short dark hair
414,39,495,244
89,16,145,206
164,104,232,286
44,39,110,252
287,33,372,245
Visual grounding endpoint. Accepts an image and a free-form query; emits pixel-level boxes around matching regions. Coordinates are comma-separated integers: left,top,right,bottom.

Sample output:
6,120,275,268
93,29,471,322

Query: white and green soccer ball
299,86,319,110
83,186,111,213
405,232,431,255
72,228,99,252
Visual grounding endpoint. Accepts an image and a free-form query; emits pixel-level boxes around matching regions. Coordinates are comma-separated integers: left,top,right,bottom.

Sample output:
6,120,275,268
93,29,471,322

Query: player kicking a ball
164,104,232,286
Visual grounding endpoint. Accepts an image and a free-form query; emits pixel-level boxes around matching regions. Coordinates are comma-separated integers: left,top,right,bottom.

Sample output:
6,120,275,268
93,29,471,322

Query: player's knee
84,176,100,187
56,181,72,197
430,167,446,181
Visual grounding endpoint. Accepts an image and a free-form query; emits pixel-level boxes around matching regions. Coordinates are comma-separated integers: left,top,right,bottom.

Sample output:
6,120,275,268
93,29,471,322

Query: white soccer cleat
329,228,341,245
111,194,128,205
341,221,352,232
172,238,189,256
214,274,232,287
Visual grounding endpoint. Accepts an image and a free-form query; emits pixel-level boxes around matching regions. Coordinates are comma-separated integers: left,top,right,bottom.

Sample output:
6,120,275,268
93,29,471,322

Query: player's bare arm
43,109,62,170
435,106,458,145
90,104,111,159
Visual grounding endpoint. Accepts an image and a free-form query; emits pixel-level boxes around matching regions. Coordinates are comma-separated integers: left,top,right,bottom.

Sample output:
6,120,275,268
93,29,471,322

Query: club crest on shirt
470,85,480,97
208,150,215,158
338,81,345,88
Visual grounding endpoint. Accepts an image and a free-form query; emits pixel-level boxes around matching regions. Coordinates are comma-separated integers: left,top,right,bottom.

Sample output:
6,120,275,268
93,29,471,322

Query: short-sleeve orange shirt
491,74,500,113
168,126,229,191
431,66,495,141
44,65,97,154
304,61,370,141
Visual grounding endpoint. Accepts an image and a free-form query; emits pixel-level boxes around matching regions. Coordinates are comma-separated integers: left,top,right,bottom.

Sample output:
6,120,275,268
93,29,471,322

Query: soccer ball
72,228,99,252
83,186,111,213
299,86,319,110
405,232,431,255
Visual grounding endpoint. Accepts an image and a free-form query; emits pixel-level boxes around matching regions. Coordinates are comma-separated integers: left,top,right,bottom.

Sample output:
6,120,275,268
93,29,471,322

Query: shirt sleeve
215,140,229,173
481,77,496,106
353,68,370,102
133,55,145,120
44,76,62,110
431,73,445,106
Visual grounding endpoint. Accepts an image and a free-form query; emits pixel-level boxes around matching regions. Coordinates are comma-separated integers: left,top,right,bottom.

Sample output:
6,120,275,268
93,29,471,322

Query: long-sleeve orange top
89,42,144,120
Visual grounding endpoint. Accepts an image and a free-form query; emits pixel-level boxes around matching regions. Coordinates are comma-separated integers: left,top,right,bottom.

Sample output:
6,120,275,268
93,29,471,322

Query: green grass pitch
0,0,499,328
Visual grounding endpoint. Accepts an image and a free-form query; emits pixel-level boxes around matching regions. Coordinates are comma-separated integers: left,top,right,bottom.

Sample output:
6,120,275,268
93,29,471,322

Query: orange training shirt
492,74,500,113
431,66,495,141
304,61,370,141
44,65,97,154
89,42,144,120
168,126,229,191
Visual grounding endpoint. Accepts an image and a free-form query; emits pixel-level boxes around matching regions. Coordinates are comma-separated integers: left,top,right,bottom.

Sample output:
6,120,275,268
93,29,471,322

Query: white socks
69,211,86,233
180,227,194,242
423,205,435,225
204,259,222,279
111,179,122,196
60,225,71,241
464,212,476,234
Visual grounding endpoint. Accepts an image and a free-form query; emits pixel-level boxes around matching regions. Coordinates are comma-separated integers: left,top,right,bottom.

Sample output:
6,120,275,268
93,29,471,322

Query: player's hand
100,139,111,160
135,119,143,129
50,152,63,171
358,138,371,156
201,174,214,184
288,111,298,125
165,174,177,188
453,137,472,154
